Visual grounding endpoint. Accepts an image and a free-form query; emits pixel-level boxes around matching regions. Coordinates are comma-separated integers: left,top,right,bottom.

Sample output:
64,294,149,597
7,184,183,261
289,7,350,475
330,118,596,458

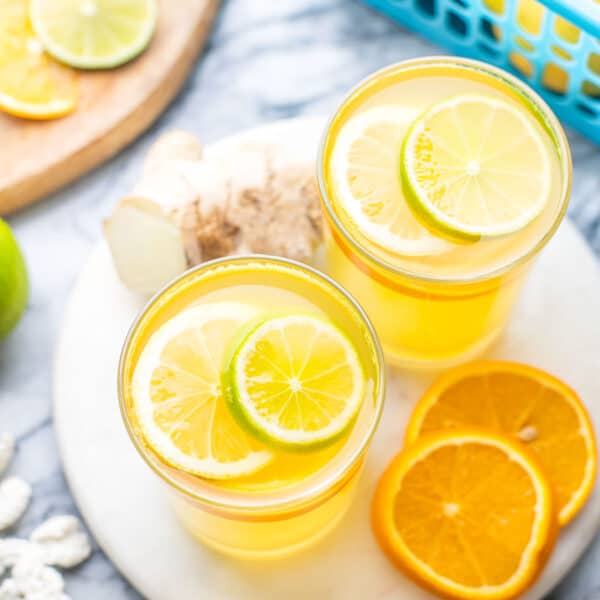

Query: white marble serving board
54,119,600,600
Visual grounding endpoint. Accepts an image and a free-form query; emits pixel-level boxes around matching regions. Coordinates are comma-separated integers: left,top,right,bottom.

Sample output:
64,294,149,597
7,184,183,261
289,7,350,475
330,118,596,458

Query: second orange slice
406,361,597,525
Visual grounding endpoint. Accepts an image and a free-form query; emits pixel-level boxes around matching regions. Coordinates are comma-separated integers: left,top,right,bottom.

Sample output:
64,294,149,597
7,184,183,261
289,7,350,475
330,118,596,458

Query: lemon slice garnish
132,302,272,479
330,105,453,256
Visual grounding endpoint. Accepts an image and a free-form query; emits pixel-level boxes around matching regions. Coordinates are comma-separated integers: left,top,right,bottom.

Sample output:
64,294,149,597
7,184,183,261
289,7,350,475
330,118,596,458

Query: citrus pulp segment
372,429,558,600
225,314,366,451
131,302,272,479
405,361,597,525
0,0,77,119
401,94,552,241
30,0,157,69
329,105,454,256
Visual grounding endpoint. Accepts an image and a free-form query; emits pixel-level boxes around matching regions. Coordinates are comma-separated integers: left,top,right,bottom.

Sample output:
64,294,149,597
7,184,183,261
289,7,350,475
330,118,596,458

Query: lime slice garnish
330,105,453,256
30,0,157,69
131,302,272,479
224,314,366,451
0,219,28,338
401,94,552,241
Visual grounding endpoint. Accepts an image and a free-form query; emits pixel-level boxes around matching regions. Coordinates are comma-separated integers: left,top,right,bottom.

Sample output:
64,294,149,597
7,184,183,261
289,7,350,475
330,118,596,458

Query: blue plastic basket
362,0,600,144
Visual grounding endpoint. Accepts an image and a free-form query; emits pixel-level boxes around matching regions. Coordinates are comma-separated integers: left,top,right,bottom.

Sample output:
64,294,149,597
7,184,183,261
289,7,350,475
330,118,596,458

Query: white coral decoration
0,539,35,577
0,551,70,600
30,516,91,569
0,432,88,599
0,435,14,477
0,479,31,532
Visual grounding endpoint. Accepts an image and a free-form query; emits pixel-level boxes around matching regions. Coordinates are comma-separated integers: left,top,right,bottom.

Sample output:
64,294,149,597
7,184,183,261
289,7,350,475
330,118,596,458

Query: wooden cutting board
0,0,219,216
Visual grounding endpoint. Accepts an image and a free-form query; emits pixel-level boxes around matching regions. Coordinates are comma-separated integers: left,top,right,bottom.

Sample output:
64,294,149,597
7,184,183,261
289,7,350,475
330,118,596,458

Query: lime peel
0,220,28,338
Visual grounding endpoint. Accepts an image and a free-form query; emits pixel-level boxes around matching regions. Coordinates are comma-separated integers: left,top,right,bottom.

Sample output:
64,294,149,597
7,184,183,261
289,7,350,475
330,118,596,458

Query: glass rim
118,254,386,514
317,56,573,286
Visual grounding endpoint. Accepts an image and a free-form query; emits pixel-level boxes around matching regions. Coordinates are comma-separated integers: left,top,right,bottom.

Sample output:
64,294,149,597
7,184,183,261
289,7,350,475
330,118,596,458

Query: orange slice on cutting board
372,429,558,600
406,361,597,525
0,0,77,120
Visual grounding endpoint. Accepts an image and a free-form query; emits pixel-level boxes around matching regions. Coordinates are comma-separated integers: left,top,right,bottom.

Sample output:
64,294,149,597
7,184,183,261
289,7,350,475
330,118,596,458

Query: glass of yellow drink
119,255,384,559
318,57,571,369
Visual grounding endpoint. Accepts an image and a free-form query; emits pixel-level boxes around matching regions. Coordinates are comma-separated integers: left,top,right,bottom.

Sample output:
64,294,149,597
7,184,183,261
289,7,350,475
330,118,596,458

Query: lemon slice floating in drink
131,302,272,479
330,105,453,256
224,314,366,451
30,0,157,69
401,94,552,241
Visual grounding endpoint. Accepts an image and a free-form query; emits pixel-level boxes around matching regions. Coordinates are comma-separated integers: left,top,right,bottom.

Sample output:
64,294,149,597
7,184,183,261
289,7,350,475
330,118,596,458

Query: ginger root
104,130,323,295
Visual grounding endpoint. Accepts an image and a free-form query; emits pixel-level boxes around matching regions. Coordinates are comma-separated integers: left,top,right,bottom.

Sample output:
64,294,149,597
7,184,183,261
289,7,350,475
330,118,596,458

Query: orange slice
0,0,77,119
406,361,597,525
372,429,558,600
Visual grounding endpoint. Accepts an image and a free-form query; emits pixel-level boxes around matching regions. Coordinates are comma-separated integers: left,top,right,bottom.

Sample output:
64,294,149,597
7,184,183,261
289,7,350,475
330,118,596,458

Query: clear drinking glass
119,255,385,559
318,57,572,369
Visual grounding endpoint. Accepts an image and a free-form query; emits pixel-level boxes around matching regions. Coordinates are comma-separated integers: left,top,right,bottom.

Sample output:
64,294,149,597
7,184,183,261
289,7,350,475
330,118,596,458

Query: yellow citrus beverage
319,57,571,369
119,256,384,558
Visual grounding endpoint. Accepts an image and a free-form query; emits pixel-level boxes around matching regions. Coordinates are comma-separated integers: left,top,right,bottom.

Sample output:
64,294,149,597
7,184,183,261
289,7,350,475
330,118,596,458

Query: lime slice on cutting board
131,302,272,479
30,0,157,69
224,314,366,451
401,94,552,242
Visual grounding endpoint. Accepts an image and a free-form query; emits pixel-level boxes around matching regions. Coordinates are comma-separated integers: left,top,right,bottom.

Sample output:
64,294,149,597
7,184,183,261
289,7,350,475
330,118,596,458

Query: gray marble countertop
1,1,600,598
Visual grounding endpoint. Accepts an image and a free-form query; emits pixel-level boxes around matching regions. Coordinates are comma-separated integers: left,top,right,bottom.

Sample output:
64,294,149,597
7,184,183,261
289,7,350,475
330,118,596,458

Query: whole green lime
0,219,28,338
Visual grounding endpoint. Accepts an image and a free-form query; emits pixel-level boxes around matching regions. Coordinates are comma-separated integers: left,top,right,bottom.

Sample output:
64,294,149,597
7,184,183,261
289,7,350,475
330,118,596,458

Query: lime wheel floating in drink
224,314,366,451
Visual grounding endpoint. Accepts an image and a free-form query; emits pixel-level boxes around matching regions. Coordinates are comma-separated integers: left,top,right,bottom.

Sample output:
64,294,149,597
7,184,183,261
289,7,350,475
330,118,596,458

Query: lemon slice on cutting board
30,0,157,69
131,302,272,479
224,314,366,451
329,105,453,257
401,94,552,242
0,0,77,119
